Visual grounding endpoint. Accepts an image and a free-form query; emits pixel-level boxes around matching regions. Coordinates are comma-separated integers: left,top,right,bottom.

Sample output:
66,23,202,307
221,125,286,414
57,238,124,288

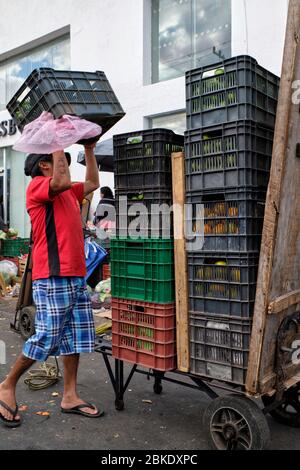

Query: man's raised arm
83,143,100,196
50,151,72,196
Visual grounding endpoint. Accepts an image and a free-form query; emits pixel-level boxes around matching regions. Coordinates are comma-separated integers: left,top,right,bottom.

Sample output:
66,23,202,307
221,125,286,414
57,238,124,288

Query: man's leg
61,354,98,415
0,354,35,421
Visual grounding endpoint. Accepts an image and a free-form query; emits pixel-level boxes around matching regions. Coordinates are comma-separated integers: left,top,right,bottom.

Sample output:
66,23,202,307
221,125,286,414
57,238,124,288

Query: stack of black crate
185,56,280,386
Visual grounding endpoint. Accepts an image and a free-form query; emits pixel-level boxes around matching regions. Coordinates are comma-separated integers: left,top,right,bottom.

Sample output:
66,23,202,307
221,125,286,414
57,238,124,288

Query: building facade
0,0,288,237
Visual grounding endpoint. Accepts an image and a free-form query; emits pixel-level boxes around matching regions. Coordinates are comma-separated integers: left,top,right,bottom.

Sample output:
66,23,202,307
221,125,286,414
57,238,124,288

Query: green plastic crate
110,238,175,303
0,238,30,257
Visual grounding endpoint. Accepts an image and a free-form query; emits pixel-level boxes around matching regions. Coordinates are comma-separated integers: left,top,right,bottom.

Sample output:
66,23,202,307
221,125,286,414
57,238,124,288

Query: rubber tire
19,306,36,341
262,386,300,428
203,394,270,450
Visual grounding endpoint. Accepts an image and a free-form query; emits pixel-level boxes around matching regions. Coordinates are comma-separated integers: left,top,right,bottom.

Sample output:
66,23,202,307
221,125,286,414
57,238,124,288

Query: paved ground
0,297,300,451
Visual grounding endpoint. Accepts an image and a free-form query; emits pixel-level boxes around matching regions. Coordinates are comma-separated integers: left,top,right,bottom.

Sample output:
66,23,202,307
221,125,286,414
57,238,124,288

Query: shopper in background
93,186,115,228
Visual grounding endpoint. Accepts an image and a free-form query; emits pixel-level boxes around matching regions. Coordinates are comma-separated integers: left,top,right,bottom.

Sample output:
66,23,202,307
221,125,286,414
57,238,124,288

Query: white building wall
0,0,289,235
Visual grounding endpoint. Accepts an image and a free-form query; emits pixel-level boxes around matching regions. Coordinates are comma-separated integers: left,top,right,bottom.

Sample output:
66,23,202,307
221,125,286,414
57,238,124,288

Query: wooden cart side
246,0,300,395
172,152,190,373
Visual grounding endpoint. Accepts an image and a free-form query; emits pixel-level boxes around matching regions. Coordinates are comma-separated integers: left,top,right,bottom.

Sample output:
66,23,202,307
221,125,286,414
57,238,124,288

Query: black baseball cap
24,152,71,177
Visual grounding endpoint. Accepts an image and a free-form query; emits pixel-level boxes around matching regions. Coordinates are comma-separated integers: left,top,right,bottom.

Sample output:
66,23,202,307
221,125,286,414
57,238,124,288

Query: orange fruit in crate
228,206,239,217
204,223,211,234
215,222,225,234
215,202,226,217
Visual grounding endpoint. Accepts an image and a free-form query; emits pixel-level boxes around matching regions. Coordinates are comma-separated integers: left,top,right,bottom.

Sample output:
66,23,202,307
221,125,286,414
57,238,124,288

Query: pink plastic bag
13,111,102,154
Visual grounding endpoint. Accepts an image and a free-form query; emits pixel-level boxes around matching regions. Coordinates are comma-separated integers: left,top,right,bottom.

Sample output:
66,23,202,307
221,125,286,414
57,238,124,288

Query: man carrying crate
0,144,103,427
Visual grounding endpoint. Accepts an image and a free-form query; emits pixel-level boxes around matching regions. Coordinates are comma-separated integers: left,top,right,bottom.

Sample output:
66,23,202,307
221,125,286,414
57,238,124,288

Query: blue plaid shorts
23,277,95,361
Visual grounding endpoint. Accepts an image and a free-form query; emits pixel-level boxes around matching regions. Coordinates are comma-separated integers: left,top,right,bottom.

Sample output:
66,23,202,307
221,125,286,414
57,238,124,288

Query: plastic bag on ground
0,260,18,285
13,111,102,154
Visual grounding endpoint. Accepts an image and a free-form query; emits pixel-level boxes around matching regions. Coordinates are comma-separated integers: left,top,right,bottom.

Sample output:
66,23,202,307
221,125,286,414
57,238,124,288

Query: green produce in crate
6,228,18,239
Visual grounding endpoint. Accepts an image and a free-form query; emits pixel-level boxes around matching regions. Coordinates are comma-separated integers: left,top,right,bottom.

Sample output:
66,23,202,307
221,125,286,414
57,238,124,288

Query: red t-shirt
26,176,86,281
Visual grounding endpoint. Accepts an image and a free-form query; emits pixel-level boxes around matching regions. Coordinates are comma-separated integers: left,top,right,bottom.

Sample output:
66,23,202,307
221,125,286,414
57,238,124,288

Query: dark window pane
152,0,231,83
194,0,231,68
1,36,70,110
152,0,193,83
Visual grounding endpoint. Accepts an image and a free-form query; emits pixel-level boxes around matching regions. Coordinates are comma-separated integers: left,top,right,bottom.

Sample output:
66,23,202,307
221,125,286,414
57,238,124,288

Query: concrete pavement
0,298,299,450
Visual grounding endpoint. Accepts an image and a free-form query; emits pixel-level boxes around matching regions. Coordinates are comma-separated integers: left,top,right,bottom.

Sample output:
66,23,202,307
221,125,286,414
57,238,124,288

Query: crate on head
186,189,266,252
110,238,175,303
115,189,173,239
114,129,184,191
185,121,274,192
186,55,280,130
188,252,259,318
189,313,252,385
7,68,125,134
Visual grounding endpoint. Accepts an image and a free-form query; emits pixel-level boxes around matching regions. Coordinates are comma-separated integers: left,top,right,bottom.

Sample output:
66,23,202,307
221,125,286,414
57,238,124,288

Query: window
150,111,186,135
0,36,70,110
151,0,231,83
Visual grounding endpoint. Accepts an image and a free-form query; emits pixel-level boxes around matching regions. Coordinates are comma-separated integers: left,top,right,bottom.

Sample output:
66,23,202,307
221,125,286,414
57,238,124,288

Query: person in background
0,215,7,232
0,144,103,428
93,186,115,228
0,196,7,231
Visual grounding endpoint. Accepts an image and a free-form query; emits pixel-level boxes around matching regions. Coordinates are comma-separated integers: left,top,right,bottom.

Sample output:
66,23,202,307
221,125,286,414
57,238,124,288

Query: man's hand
84,141,97,151
83,144,100,196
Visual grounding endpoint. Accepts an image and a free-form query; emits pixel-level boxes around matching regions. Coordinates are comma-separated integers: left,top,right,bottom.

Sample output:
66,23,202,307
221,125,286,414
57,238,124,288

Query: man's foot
61,395,101,416
0,382,21,424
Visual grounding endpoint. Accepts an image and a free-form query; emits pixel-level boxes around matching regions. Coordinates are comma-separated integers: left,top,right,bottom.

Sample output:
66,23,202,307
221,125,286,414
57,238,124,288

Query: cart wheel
262,384,300,428
19,306,36,341
115,398,124,411
203,394,270,450
153,383,163,395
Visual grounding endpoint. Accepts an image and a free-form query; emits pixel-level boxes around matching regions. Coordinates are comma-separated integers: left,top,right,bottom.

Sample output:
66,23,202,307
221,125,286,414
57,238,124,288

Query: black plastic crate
185,190,266,252
186,55,279,129
115,189,173,239
185,121,274,191
188,252,259,318
114,129,184,191
7,68,125,134
189,313,252,385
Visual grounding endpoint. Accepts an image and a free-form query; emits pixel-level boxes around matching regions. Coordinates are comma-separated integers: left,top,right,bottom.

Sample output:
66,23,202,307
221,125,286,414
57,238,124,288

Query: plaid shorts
23,277,95,362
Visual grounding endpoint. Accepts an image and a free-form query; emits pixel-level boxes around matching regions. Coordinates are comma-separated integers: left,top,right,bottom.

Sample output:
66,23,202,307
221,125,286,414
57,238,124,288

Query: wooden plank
268,290,300,314
0,273,6,296
246,0,300,395
172,152,189,373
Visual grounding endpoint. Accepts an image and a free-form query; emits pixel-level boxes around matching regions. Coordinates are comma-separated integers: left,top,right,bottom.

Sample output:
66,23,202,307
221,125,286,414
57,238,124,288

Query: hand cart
95,3,300,450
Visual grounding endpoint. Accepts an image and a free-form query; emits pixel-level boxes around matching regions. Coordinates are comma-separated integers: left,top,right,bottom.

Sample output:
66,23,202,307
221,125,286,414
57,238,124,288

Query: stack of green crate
110,238,175,303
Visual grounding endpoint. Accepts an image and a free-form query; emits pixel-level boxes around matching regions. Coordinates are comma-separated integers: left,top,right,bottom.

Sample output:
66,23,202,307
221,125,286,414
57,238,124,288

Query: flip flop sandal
0,400,22,428
61,402,104,418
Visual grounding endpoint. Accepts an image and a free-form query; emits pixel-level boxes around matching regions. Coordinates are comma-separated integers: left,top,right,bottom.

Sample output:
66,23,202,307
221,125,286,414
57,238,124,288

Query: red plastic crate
102,263,110,280
112,297,177,371
112,340,177,371
112,298,176,329
113,322,176,343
